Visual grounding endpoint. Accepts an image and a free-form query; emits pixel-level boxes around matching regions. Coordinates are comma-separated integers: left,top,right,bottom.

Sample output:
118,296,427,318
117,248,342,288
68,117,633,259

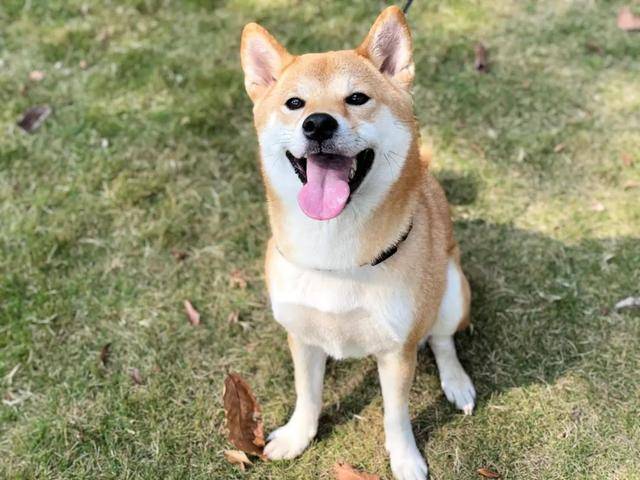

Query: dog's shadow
300,207,640,455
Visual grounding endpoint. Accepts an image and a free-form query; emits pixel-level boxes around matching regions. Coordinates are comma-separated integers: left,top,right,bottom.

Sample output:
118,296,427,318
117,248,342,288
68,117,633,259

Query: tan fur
241,7,474,478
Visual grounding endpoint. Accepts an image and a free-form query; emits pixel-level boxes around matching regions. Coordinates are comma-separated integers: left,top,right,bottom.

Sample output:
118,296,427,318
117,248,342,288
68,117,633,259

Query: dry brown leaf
184,300,200,326
227,311,240,325
100,343,111,367
224,449,253,471
585,41,604,55
171,249,188,261
623,180,639,190
229,270,248,289
223,373,265,457
621,153,633,167
130,368,143,385
17,105,51,133
618,7,640,31
333,463,381,480
553,143,565,153
29,70,45,82
477,467,501,478
79,60,88,70
474,42,489,73
590,201,605,212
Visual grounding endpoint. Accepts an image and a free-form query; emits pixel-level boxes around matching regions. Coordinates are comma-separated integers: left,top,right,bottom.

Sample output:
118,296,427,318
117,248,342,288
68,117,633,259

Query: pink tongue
297,154,351,220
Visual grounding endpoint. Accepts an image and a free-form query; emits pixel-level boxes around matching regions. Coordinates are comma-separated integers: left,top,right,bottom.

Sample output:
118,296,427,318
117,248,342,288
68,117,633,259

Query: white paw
264,420,315,460
389,445,429,480
441,368,476,414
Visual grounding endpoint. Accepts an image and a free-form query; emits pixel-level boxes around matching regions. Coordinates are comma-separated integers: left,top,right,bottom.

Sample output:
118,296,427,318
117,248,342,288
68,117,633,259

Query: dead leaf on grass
100,343,111,367
585,41,604,55
229,269,248,289
333,462,381,480
618,7,640,31
29,70,45,82
184,300,200,326
224,449,253,471
614,296,640,311
227,311,239,325
553,143,565,153
17,105,51,133
477,467,501,478
621,153,633,167
223,373,265,457
130,368,143,385
171,249,188,261
474,42,489,72
590,202,605,212
623,180,639,190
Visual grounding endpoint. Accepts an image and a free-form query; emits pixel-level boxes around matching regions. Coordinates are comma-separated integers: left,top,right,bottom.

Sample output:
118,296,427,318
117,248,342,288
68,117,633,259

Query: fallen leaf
224,450,253,471
553,143,565,153
614,296,640,311
29,70,45,82
474,42,489,72
621,153,633,167
79,60,88,70
585,41,604,55
623,180,639,190
100,343,111,367
618,7,640,31
130,368,143,385
227,311,240,325
171,249,188,261
17,105,51,133
223,372,265,457
590,202,605,212
229,269,247,289
333,463,381,480
477,467,501,478
184,300,200,326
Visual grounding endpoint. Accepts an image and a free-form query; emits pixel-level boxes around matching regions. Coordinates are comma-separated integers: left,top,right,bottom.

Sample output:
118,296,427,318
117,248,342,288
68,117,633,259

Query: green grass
1,0,639,478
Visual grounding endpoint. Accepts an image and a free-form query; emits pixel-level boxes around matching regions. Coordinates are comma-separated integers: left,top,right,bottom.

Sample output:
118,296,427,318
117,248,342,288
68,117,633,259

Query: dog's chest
267,249,415,359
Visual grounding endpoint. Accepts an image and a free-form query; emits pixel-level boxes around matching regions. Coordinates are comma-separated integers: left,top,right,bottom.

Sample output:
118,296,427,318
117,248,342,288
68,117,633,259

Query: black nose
302,113,338,142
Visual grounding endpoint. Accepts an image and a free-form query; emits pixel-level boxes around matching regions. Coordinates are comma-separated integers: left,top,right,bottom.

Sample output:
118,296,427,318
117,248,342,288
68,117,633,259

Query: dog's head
241,6,417,222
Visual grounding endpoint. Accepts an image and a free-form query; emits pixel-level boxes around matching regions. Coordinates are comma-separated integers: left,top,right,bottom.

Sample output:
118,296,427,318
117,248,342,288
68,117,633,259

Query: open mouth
286,148,374,221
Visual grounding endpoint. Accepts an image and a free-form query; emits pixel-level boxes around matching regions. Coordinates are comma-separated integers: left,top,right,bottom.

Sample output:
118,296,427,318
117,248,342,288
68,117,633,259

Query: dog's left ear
357,6,414,89
241,23,292,103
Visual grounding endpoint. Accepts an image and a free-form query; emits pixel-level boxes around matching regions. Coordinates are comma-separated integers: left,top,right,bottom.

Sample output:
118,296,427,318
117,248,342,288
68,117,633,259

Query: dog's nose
302,113,338,142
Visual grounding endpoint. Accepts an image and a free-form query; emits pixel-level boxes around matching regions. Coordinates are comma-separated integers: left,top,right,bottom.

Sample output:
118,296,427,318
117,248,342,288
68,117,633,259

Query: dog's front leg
377,348,428,480
265,334,327,460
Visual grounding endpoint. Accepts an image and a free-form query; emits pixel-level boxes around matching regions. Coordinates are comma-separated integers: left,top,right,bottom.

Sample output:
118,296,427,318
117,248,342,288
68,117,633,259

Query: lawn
1,0,639,478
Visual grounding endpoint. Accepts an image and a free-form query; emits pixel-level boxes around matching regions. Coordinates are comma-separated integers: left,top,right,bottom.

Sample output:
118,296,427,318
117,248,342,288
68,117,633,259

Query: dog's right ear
240,23,292,103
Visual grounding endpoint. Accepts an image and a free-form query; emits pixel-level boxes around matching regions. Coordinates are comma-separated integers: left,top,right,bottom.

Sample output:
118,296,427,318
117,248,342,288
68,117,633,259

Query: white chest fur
267,247,415,359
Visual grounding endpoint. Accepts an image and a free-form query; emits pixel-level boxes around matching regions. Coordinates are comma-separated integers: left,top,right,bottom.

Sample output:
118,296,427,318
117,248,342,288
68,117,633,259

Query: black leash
402,0,415,14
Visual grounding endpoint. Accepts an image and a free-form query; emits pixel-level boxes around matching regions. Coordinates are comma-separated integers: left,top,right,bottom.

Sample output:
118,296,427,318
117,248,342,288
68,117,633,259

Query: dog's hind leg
427,257,476,414
264,334,326,460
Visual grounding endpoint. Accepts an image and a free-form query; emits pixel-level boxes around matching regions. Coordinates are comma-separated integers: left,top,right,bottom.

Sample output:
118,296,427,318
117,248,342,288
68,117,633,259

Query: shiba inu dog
240,6,475,479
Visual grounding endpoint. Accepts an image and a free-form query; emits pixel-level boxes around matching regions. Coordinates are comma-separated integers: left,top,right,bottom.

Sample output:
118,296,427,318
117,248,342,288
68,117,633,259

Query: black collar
368,221,413,266
275,220,413,270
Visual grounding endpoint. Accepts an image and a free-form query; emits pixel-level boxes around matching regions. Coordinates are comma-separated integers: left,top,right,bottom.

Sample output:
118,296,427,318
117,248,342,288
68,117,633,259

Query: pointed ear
240,23,292,103
357,6,414,89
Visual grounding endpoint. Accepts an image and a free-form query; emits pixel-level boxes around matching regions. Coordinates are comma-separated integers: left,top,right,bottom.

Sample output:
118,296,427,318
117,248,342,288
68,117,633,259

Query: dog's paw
389,444,428,480
441,368,476,414
264,420,315,460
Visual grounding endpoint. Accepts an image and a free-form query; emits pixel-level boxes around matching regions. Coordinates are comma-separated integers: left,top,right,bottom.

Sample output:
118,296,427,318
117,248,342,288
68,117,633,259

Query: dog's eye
345,92,370,106
285,97,305,110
